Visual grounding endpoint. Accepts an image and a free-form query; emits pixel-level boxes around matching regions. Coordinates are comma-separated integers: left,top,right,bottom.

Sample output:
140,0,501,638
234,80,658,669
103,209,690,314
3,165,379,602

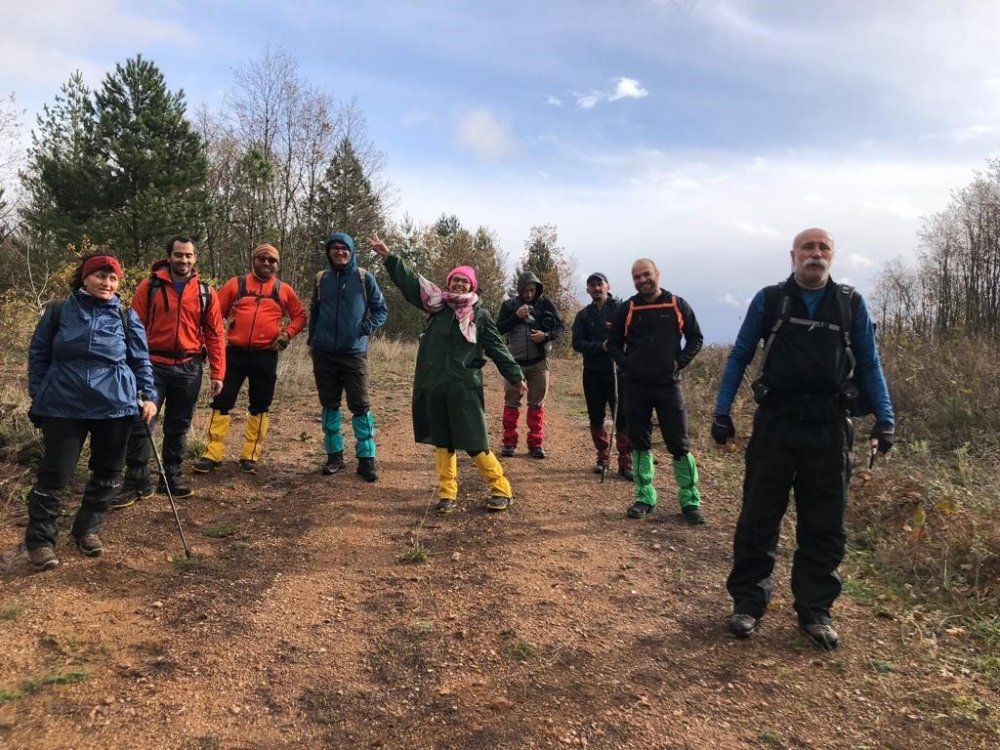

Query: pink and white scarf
417,276,479,343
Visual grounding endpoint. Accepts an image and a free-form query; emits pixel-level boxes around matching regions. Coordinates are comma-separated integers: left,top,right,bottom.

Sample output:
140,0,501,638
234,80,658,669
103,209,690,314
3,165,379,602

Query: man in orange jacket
194,244,307,473
114,236,226,507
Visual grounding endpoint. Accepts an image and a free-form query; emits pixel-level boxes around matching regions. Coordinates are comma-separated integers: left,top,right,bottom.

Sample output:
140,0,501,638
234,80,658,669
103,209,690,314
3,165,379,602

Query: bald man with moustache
712,228,896,650
605,258,705,524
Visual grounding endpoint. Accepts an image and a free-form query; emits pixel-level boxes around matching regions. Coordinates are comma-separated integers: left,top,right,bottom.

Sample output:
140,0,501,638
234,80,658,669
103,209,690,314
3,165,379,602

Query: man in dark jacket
712,227,895,650
309,231,389,481
606,258,705,524
571,272,632,479
496,271,565,458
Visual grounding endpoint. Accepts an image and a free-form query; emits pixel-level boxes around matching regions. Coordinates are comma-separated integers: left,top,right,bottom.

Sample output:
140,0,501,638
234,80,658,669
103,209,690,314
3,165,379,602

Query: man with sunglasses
194,244,307,474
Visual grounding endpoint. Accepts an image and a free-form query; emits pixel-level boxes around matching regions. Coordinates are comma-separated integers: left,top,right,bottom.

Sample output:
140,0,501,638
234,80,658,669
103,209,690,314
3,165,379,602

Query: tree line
0,49,577,340
872,158,1000,341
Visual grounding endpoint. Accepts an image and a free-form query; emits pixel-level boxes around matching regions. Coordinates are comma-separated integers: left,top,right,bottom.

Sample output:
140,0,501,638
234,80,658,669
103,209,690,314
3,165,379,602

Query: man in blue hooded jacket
309,232,389,481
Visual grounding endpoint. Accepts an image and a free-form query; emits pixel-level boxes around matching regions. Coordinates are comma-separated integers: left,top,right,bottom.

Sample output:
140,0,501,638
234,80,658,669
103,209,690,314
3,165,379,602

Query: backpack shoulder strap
46,300,65,347
835,283,857,378
358,267,370,316
119,303,130,335
198,281,211,329
237,275,247,302
314,270,327,302
835,284,855,345
755,282,790,378
146,274,168,321
271,278,282,303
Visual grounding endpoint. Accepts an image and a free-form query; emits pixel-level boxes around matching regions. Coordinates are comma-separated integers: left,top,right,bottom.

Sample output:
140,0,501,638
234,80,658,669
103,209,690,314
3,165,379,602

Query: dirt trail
1,357,997,749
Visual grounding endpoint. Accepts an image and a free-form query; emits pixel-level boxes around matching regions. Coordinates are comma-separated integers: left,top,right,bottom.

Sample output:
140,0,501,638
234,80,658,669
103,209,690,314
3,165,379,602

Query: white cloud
388,146,981,341
718,293,743,308
727,220,782,239
545,95,563,107
847,254,875,270
455,109,515,160
950,125,997,144
573,77,649,110
609,77,649,101
0,2,191,90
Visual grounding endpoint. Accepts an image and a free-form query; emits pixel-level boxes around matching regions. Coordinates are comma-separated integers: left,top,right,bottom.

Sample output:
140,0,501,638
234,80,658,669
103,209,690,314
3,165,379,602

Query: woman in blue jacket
25,253,157,571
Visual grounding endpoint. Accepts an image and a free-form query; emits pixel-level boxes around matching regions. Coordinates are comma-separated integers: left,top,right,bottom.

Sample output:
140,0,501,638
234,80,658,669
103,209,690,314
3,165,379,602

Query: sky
2,0,999,342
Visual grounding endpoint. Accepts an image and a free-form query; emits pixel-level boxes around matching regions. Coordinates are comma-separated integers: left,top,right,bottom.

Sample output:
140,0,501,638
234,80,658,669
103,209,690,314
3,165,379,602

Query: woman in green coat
370,234,525,513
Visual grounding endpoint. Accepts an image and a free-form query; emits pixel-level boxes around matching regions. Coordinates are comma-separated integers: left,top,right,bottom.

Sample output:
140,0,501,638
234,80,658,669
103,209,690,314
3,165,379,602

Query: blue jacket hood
324,232,357,272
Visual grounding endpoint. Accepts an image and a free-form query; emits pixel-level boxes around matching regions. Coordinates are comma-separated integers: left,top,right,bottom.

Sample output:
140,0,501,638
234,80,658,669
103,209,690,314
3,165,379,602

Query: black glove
711,414,735,445
870,421,895,454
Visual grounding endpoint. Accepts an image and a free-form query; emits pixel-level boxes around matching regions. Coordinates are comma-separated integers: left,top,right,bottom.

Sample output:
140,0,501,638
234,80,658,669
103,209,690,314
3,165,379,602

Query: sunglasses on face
255,256,278,264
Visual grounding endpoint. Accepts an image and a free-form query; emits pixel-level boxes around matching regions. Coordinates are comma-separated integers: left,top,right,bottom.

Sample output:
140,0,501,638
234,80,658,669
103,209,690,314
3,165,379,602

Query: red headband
81,255,123,279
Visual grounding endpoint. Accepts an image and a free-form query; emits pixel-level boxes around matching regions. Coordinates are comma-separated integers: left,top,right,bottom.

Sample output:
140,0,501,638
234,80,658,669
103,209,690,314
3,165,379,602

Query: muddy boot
322,451,346,476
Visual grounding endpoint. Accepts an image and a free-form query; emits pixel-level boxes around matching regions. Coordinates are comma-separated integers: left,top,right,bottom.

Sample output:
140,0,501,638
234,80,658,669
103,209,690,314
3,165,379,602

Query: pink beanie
447,265,478,292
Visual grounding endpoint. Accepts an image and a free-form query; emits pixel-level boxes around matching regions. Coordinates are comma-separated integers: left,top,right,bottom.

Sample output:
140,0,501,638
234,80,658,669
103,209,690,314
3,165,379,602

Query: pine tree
21,72,102,258
23,58,211,269
90,55,211,266
313,136,385,268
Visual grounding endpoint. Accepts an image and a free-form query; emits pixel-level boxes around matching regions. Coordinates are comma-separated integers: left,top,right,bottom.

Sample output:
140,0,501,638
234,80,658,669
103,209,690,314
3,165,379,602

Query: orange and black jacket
132,261,226,381
606,289,703,386
218,273,307,350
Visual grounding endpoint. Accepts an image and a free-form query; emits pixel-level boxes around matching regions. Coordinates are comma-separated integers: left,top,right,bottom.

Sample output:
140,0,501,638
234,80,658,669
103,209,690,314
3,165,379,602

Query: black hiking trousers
625,379,690,457
124,359,204,485
582,367,627,431
26,416,132,549
211,347,278,416
726,406,852,626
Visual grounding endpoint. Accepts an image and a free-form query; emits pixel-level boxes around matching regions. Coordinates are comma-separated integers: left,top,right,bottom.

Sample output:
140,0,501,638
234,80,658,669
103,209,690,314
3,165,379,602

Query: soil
1,356,997,750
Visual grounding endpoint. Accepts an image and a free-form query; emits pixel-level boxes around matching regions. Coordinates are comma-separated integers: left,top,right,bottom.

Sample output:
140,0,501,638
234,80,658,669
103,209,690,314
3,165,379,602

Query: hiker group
22,227,895,650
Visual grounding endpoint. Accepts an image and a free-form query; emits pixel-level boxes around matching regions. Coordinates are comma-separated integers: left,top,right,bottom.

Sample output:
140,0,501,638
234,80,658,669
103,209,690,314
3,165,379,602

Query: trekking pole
142,415,193,559
601,366,619,484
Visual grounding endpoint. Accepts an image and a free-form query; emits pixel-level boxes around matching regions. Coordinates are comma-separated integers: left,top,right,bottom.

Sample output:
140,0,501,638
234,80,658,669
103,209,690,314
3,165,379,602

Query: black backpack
756,282,873,418
46,297,130,343
147,275,212,329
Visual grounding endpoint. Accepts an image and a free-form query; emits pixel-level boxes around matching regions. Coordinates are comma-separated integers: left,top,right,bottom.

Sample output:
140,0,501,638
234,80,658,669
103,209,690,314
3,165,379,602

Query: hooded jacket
308,232,388,354
28,290,157,419
496,271,565,365
218,272,307,350
131,259,226,380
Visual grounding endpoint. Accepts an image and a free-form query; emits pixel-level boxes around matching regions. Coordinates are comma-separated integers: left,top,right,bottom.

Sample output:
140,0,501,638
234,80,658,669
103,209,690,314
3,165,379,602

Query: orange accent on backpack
623,299,685,337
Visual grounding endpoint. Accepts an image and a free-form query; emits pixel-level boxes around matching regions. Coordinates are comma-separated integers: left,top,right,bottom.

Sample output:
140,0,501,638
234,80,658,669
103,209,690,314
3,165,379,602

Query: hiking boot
728,613,760,639
157,480,194,498
238,459,257,474
593,462,608,475
357,457,378,482
682,506,706,525
500,446,515,458
75,534,103,557
435,499,456,515
618,467,634,481
626,501,654,519
529,447,546,459
485,496,513,511
193,457,221,473
322,451,345,476
28,546,59,571
111,481,154,509
800,622,839,650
